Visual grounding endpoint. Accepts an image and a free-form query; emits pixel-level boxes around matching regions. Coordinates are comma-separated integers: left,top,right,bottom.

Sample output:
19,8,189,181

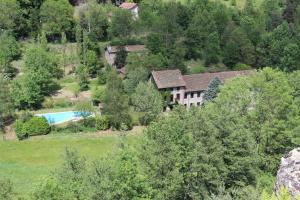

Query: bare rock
276,148,300,197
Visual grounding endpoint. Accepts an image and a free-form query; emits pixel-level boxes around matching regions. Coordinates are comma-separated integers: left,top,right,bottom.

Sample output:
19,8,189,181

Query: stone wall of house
275,147,300,197
183,91,204,108
170,87,185,104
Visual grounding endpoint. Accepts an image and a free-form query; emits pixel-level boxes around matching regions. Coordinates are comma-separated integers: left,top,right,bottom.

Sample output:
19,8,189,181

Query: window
191,93,194,98
190,103,193,107
184,93,188,99
197,92,201,97
197,102,200,106
177,87,180,90
176,94,180,100
170,95,173,102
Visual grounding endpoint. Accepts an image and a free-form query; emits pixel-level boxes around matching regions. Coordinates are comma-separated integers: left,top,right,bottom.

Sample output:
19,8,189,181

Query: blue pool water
36,111,89,125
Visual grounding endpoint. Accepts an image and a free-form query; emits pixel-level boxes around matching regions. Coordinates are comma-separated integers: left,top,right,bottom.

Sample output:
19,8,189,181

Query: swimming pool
36,111,90,125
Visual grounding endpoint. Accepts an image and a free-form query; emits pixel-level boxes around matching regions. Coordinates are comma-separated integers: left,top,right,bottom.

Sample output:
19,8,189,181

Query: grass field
0,132,141,196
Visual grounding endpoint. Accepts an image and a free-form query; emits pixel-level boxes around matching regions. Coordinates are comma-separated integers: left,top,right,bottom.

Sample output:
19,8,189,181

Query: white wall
170,87,185,104
131,7,139,18
183,91,204,108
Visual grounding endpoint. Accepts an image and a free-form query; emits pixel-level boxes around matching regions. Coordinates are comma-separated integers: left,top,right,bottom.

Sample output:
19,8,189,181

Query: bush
233,63,252,71
92,87,106,104
14,120,27,140
95,115,109,130
97,70,107,85
22,117,50,136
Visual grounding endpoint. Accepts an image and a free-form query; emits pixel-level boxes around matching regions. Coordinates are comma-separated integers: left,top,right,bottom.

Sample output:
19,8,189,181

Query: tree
86,50,102,77
33,149,90,200
75,101,94,125
114,47,127,69
0,75,13,130
131,82,163,125
11,72,46,109
11,44,60,109
223,27,255,68
124,66,149,94
0,0,23,35
185,9,217,59
24,45,61,79
103,70,132,130
79,2,109,41
40,0,74,40
109,9,134,39
279,43,300,71
203,32,221,66
140,107,226,199
76,65,89,91
0,32,21,78
203,77,222,102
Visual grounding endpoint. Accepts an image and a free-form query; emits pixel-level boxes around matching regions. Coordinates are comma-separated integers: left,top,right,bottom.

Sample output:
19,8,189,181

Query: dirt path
3,125,17,140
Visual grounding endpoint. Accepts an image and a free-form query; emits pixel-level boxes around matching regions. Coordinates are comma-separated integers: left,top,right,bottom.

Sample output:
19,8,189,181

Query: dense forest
1,0,300,199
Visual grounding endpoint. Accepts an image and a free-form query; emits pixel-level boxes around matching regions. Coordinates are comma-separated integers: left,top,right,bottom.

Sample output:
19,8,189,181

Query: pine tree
203,77,222,102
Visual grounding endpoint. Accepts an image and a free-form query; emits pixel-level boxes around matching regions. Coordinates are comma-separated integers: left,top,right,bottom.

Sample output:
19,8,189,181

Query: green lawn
0,133,140,196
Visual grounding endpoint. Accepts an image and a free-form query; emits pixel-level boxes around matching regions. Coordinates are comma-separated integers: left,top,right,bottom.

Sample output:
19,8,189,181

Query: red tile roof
151,69,186,89
151,69,255,91
119,2,138,10
183,70,255,92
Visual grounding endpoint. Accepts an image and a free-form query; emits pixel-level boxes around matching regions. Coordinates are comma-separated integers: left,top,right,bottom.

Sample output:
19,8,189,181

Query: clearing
0,129,142,197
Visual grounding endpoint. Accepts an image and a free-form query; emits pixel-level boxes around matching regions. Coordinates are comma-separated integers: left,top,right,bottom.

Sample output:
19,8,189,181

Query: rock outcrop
276,147,300,197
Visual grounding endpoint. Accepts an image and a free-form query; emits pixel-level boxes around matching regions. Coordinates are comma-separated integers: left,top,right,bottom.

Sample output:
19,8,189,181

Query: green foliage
223,27,255,68
92,86,106,104
22,116,50,136
0,32,20,78
14,119,28,140
11,45,61,109
86,50,102,77
0,178,14,200
0,0,23,34
124,66,149,94
234,63,252,71
103,70,132,130
0,75,13,129
40,0,74,40
24,45,61,79
79,2,108,41
95,115,110,130
131,82,163,125
76,65,89,91
203,77,222,102
203,31,221,66
75,101,94,119
109,9,134,39
114,47,128,68
14,116,50,139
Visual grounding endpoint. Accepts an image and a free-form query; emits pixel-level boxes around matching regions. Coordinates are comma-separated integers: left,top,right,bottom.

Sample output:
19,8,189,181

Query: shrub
233,63,252,71
13,120,27,140
42,98,54,108
95,115,109,130
22,117,50,136
92,87,106,104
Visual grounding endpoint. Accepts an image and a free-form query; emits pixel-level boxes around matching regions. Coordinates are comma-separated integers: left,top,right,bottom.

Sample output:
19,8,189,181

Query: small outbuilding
119,2,139,18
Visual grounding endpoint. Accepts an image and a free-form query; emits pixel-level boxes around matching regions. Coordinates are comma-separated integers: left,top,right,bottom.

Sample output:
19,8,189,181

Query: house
151,69,255,108
119,2,139,18
105,45,147,66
